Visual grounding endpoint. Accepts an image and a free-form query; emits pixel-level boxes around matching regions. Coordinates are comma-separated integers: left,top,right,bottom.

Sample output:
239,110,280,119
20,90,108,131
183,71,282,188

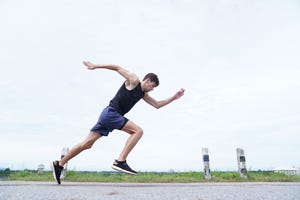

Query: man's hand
83,61,97,70
174,88,185,100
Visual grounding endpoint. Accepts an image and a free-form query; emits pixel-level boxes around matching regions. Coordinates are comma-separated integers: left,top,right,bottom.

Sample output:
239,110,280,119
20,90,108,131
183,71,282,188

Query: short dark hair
143,73,159,86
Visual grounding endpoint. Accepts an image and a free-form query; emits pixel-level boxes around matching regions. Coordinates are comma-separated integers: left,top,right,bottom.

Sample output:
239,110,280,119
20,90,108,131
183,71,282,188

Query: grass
2,169,300,182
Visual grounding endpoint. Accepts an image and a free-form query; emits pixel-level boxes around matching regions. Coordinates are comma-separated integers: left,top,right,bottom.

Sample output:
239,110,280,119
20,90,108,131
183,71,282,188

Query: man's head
142,73,159,92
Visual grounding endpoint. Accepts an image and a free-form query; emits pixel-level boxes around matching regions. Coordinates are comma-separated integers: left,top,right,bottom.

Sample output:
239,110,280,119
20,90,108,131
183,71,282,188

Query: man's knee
135,128,143,138
83,140,94,149
81,134,100,150
79,140,93,150
122,121,143,138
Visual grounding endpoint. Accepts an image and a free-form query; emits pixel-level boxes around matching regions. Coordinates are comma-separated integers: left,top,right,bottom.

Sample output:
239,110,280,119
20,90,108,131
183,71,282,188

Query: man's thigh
121,120,143,134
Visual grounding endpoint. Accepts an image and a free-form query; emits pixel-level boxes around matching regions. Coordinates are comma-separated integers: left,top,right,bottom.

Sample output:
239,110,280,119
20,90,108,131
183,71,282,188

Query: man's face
144,79,157,92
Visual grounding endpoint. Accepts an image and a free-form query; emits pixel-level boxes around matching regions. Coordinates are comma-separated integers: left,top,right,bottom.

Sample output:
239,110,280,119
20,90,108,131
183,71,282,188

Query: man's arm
83,61,139,89
143,88,185,109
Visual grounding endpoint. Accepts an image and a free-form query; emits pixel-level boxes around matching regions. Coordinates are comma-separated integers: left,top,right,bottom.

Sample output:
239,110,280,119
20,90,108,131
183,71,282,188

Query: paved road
0,181,299,200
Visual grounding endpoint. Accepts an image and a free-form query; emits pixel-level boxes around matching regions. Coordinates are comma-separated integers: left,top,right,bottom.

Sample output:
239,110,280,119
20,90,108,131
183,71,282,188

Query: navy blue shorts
90,106,128,136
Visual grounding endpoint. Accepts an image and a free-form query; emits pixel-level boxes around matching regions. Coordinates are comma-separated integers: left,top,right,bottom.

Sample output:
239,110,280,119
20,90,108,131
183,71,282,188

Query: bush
0,168,11,179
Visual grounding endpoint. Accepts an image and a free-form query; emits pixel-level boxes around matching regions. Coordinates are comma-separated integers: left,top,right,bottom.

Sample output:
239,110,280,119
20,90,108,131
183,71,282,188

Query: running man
52,61,185,184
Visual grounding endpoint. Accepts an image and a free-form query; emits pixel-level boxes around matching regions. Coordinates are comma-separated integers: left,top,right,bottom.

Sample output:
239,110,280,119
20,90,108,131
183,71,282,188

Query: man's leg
112,120,143,175
118,120,143,161
52,131,101,184
59,131,101,166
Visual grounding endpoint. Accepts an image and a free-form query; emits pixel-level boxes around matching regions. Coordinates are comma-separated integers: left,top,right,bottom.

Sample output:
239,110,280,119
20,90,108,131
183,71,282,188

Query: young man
52,61,185,184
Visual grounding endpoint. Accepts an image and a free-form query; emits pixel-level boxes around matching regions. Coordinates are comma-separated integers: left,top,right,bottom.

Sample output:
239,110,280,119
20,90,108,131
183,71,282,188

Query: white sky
0,0,299,172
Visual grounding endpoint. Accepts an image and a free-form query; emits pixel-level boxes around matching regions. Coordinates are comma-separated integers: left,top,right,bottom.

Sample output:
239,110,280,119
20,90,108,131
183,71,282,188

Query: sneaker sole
51,162,61,184
112,165,137,175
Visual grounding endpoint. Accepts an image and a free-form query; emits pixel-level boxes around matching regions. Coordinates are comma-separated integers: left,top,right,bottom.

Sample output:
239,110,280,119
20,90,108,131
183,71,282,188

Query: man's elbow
154,102,162,109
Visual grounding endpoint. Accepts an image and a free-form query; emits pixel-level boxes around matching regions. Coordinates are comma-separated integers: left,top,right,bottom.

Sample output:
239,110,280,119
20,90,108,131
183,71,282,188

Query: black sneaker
51,161,63,184
112,160,137,175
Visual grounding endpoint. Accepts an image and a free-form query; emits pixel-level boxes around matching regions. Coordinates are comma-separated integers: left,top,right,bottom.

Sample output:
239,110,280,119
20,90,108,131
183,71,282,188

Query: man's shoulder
125,78,140,90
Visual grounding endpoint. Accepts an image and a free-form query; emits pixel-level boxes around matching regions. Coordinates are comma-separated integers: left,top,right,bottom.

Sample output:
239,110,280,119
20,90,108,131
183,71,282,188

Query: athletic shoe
51,161,63,184
112,160,138,175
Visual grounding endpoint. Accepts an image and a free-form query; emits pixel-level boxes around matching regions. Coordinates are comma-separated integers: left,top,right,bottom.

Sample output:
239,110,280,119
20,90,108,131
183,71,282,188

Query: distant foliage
0,168,11,179
3,170,300,182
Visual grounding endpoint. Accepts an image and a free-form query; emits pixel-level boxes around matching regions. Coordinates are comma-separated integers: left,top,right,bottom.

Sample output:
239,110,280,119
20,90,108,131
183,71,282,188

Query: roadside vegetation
1,169,300,182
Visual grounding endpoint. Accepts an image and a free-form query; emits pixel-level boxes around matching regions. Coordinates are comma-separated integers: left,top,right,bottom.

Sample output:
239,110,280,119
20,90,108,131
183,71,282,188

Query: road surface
0,181,299,200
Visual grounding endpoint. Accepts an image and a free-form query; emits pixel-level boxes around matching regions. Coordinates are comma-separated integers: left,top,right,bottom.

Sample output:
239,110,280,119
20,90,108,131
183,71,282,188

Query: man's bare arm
83,61,139,89
143,88,185,109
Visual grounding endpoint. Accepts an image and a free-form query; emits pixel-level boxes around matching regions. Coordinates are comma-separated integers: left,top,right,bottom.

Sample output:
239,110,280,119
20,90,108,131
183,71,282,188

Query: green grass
2,170,300,182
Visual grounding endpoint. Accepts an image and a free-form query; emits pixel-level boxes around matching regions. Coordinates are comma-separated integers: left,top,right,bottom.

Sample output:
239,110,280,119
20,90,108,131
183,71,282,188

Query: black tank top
109,82,145,115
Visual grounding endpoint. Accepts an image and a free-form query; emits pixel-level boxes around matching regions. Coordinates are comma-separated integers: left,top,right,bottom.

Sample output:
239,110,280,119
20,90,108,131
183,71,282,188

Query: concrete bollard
236,148,247,178
60,147,69,179
202,148,211,180
37,164,45,175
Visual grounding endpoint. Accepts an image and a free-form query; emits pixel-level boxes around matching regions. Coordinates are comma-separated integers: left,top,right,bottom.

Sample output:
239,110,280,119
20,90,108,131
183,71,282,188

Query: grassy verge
2,170,300,182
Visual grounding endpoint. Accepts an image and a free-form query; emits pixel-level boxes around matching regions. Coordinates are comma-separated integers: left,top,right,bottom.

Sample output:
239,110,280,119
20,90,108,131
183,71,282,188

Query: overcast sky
0,0,299,172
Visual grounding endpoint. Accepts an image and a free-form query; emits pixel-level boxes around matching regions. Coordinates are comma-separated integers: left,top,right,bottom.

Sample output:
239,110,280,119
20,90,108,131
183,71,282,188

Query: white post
236,148,247,178
37,164,45,175
60,147,69,179
202,148,211,180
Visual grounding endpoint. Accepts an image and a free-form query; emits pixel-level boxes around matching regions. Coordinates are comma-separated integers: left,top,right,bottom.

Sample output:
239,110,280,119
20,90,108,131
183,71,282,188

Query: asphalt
0,181,299,200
